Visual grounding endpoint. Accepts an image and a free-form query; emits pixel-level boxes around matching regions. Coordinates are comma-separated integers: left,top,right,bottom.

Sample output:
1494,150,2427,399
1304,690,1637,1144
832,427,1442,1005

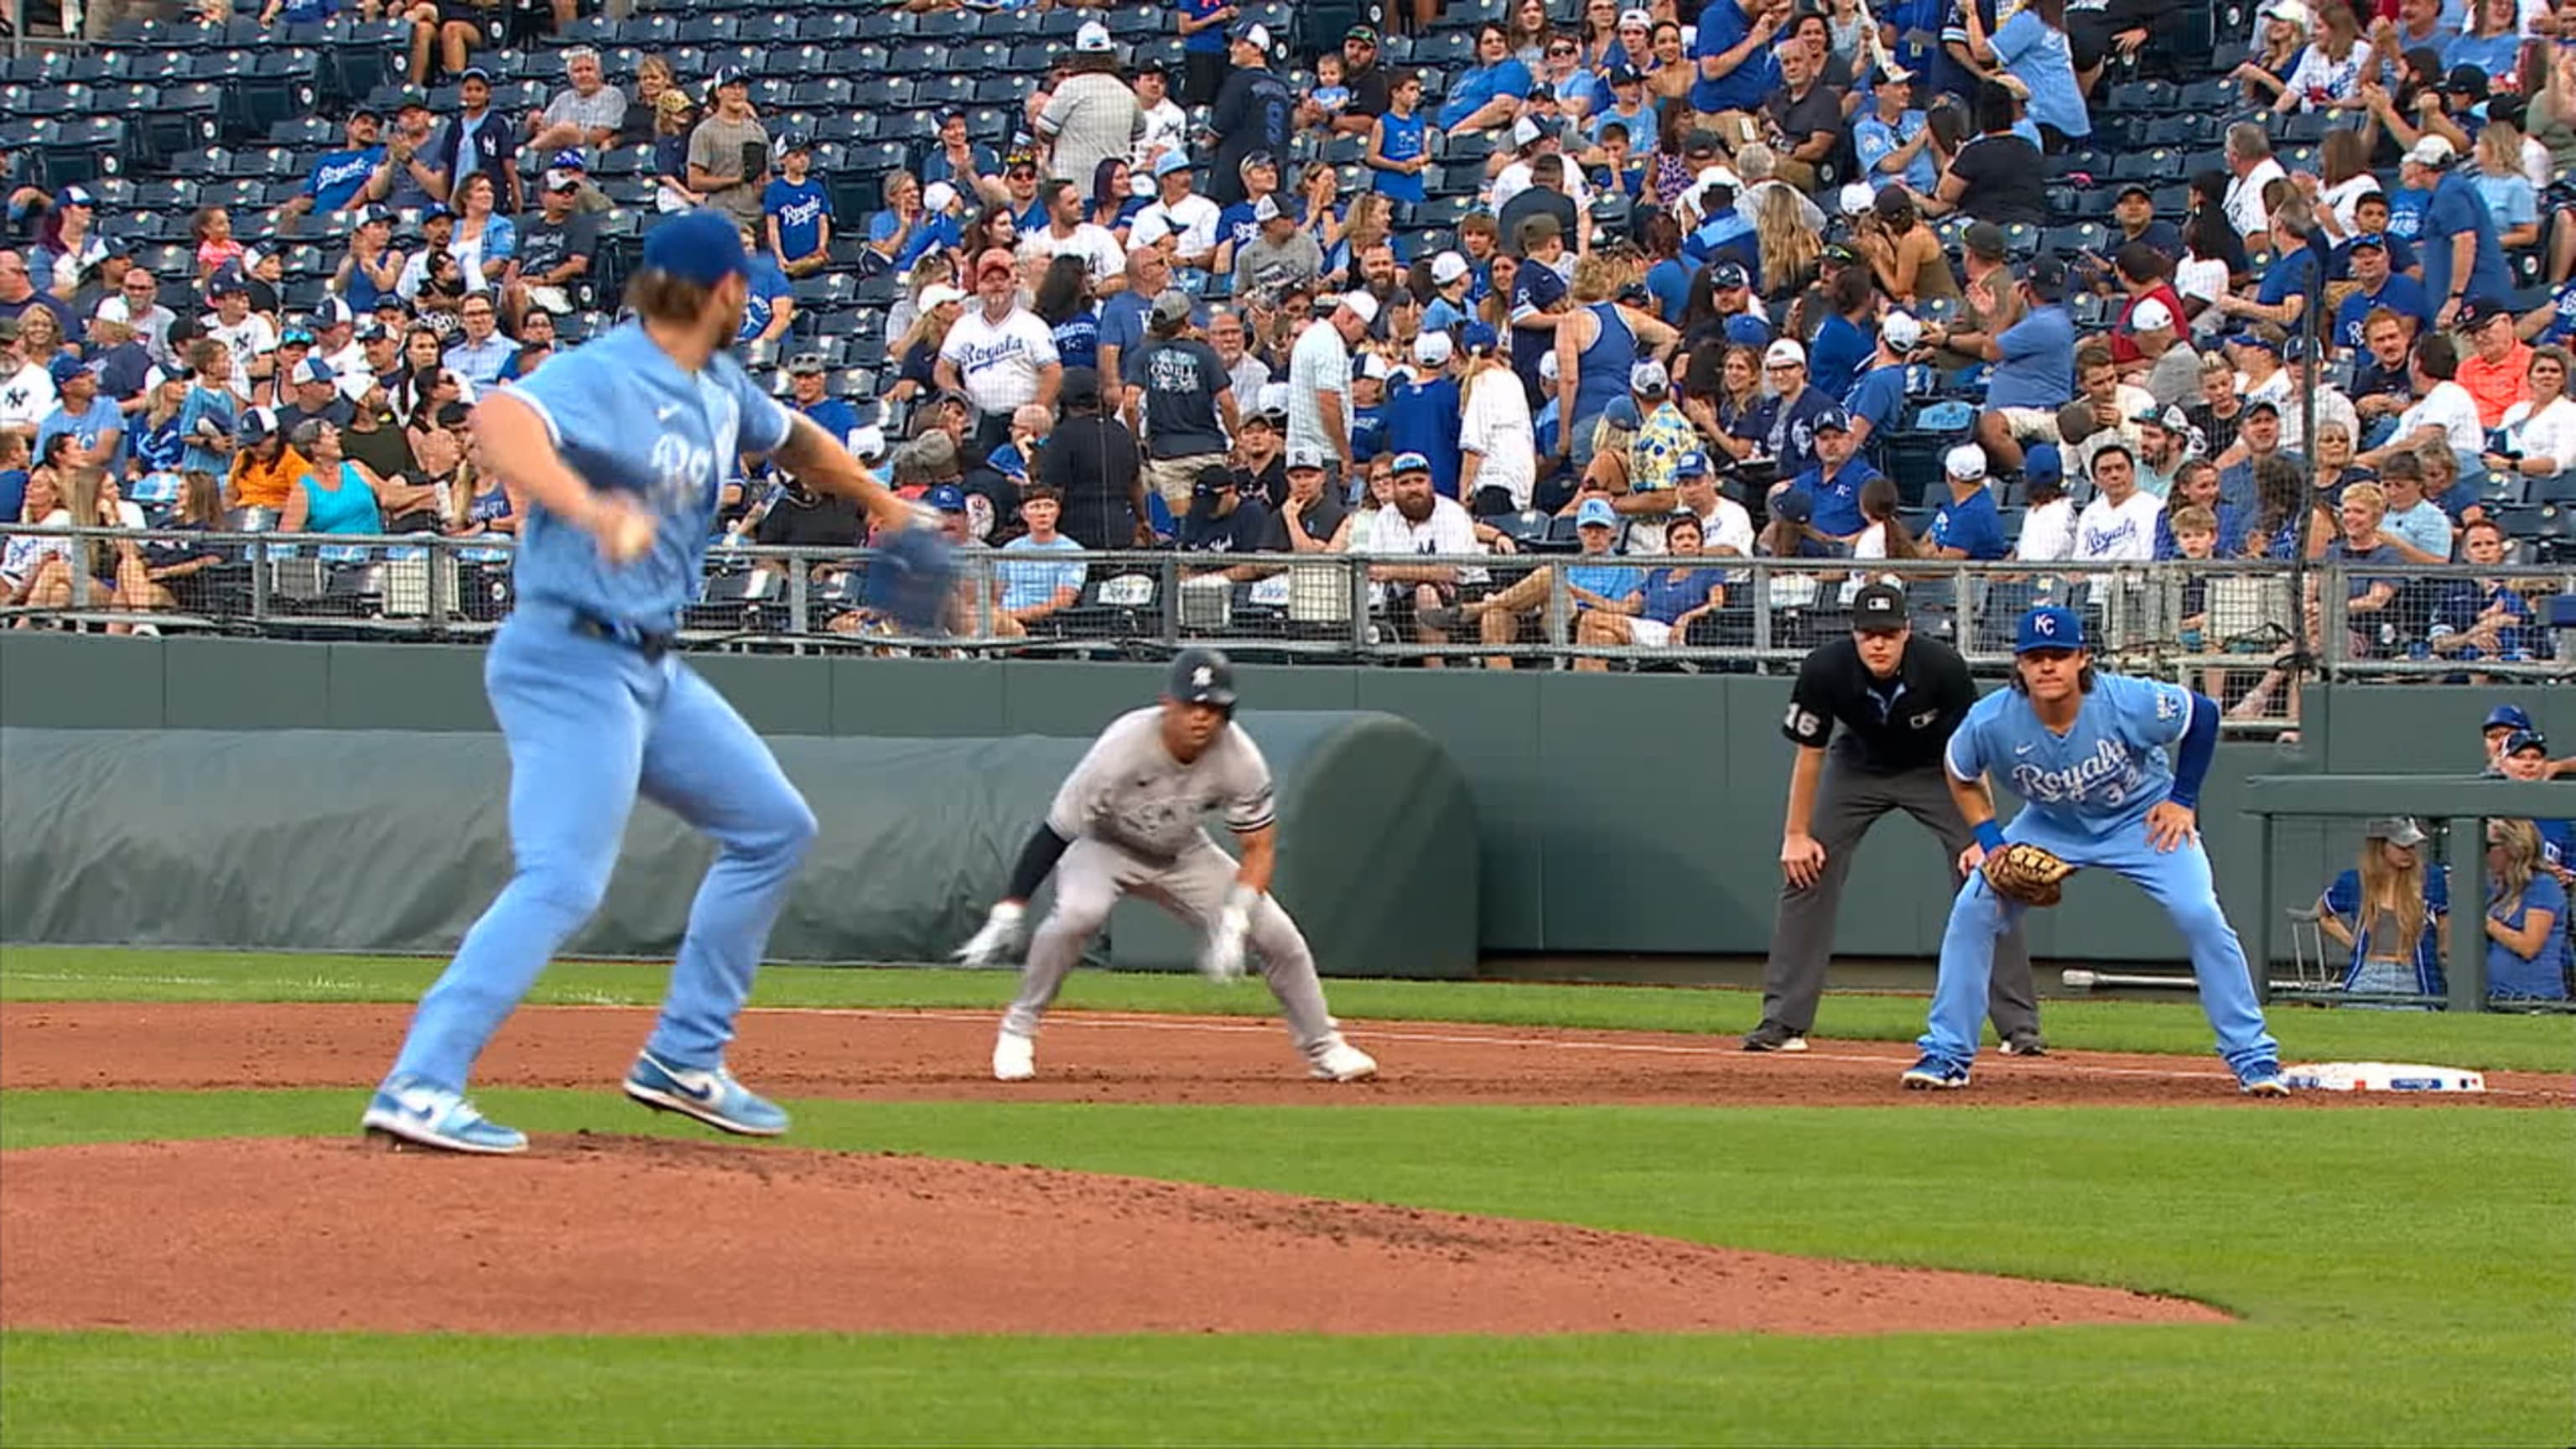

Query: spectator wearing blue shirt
1688,0,1783,119
34,356,122,473
277,109,386,225
735,221,796,346
1978,0,2089,144
997,487,1088,628
1965,255,2075,472
1806,269,1876,403
1440,24,1537,132
2331,235,2432,353
1779,407,1881,541
1761,337,1838,478
920,114,1001,198
763,136,833,278
1174,0,1235,108
2480,817,2570,1002
2155,459,2248,558
1924,443,2010,559
1852,68,1939,195
784,356,863,452
2470,126,2542,252
1841,309,1919,457
1384,331,1464,499
2405,135,2511,330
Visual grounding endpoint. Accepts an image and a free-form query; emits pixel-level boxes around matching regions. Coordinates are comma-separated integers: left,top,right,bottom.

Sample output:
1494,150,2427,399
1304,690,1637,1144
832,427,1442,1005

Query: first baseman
1909,605,2285,1093
1747,582,2044,1055
953,648,1379,1083
362,212,947,1155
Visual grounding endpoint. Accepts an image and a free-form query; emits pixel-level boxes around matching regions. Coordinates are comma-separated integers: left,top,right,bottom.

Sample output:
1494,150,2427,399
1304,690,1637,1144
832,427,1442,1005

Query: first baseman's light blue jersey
510,321,794,632
1945,673,2194,841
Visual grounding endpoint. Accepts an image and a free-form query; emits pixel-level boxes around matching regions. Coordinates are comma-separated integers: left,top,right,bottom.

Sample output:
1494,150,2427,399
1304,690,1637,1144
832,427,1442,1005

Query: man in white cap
1760,337,1836,478
1036,23,1144,189
1924,444,2010,560
1129,153,1222,273
1423,251,1476,335
1229,193,1323,301
2121,295,2201,409
1382,330,1462,497
2399,134,2511,331
2131,405,2194,499
1491,118,1592,216
1841,309,1921,454
1620,358,1693,553
1287,292,1374,485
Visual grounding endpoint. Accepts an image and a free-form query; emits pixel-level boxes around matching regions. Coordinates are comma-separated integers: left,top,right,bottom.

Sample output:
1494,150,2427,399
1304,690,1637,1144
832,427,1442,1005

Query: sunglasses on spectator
1548,44,1577,55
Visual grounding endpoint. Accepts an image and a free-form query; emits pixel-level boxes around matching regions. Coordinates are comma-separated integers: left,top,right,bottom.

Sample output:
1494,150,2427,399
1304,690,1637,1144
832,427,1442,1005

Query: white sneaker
992,1029,1036,1082
1308,1035,1379,1083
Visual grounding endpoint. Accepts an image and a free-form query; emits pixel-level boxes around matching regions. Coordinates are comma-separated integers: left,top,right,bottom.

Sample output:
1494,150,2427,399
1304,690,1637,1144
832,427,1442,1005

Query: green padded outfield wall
0,711,1480,977
1,634,2537,962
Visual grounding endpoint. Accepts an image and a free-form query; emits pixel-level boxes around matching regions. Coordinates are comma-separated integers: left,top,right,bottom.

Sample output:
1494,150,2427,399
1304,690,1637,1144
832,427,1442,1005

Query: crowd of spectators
4,0,2575,679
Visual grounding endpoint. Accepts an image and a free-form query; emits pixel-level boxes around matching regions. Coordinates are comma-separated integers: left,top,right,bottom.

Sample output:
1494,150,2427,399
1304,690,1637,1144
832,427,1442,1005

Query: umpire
1743,584,2044,1054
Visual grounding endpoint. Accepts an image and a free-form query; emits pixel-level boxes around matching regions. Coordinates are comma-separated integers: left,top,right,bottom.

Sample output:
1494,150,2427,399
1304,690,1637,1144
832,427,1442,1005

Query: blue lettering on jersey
1948,672,2189,837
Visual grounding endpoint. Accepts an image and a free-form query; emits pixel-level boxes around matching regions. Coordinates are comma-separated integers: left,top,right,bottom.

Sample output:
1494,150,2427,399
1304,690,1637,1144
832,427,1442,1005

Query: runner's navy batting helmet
1169,647,1238,711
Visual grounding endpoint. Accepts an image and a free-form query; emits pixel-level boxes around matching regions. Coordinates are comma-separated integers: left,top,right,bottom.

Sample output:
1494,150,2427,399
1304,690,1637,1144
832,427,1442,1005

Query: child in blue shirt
762,136,833,278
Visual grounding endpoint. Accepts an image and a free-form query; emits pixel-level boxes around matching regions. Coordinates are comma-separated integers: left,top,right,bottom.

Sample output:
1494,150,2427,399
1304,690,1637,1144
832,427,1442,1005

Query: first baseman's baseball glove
1982,842,2075,907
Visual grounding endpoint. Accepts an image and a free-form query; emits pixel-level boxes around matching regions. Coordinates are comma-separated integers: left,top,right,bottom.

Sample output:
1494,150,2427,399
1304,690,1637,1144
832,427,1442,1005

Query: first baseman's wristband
1974,821,2007,853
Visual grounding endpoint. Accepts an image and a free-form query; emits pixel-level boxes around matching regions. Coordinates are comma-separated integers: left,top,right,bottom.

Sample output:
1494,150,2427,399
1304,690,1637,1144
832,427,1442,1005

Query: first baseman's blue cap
643,210,750,287
2485,704,2534,733
2504,728,2548,756
2017,605,2085,653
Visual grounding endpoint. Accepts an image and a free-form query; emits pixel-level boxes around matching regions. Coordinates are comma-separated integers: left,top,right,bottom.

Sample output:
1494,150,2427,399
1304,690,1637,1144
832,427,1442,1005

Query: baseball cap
1150,288,1195,329
974,247,1016,280
2363,816,2428,847
1233,21,1272,49
1391,450,1432,476
2023,254,2069,304
1285,444,1327,471
2260,0,2311,25
1253,193,1304,225
354,318,388,342
459,65,491,84
2459,296,2512,330
787,353,826,376
206,270,247,298
2243,397,2282,418
2346,231,2387,252
1607,62,1644,85
1882,310,1923,352
1073,19,1113,51
926,483,969,512
1852,583,1909,632
1964,221,2009,259
920,283,968,309
2485,704,2535,733
1192,463,1239,499
2405,134,2456,168
1512,116,1545,148
2115,181,2153,202
2445,64,2489,98
2505,728,2550,756
1151,151,1192,179
710,65,747,90
1170,648,1238,709
1628,359,1669,397
1769,487,1814,524
1763,338,1806,369
237,405,278,441
2016,604,2085,653
1684,128,1725,157
2129,296,2176,333
1603,396,1642,430
289,358,334,387
1575,496,1618,529
350,203,388,229
1346,22,1379,43
641,210,750,286
2024,443,2064,486
2137,403,2190,434
1338,291,1379,325
46,353,92,384
1811,406,1852,434
1460,321,1499,356
543,169,581,193
1674,450,1711,480
1944,443,1988,480
1415,330,1453,367
1711,261,1751,290
549,148,588,172
58,184,93,209
1838,182,1876,219
2228,326,2284,355
1431,251,1471,286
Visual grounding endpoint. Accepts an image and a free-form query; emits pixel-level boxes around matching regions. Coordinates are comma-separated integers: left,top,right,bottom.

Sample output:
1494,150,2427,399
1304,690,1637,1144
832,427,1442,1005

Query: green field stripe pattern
5,948,2572,1071
3,1093,2569,1446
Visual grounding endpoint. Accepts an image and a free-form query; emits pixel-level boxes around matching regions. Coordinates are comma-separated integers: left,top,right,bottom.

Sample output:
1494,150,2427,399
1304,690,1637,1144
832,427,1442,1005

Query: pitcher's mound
1,1135,2222,1337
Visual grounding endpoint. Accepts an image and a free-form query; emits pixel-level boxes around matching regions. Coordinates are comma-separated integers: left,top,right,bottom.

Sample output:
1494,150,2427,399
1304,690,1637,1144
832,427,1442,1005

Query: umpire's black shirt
1781,635,1978,773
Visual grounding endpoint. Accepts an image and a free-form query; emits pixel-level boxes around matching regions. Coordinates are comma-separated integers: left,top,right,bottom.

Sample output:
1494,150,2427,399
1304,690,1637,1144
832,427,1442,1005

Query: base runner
953,647,1379,1084
1909,605,2286,1093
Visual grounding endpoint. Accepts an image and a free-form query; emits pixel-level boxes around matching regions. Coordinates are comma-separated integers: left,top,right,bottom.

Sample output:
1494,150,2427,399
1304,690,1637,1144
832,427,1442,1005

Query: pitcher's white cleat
992,1029,1036,1083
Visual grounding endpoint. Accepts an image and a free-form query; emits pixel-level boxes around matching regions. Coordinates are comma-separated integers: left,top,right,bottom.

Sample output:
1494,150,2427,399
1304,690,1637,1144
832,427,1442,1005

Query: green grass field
3,948,2572,1446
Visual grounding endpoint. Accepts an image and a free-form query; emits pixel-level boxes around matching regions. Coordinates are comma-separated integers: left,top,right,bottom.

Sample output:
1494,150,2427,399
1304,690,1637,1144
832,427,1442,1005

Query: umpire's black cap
1852,584,1909,632
1169,647,1239,710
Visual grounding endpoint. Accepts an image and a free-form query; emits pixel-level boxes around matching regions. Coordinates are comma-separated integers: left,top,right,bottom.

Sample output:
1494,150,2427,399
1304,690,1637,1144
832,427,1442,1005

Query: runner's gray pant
1005,836,1339,1052
1760,759,2042,1037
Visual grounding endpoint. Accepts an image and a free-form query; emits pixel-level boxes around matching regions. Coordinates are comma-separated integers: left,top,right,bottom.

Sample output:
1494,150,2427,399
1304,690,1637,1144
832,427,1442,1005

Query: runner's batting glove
953,901,1025,967
1197,886,1256,983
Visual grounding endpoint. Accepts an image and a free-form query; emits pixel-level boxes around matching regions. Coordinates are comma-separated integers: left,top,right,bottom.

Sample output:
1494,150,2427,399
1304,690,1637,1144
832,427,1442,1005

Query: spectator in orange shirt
2454,297,2532,430
223,408,313,512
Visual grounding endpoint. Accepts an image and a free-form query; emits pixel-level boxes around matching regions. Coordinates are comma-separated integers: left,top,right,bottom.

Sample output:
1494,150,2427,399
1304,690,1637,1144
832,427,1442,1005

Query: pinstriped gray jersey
1046,708,1276,860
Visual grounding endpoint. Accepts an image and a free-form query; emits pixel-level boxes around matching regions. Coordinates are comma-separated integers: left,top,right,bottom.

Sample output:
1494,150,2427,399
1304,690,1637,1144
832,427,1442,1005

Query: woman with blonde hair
1457,328,1537,514
2231,0,2309,107
621,55,677,147
2281,0,2364,113
890,280,968,406
2318,817,2448,1002
1554,251,1674,474
1753,186,1821,302
2483,818,2572,1001
55,465,147,628
2475,120,2542,251
652,87,704,214
15,304,65,371
127,470,228,615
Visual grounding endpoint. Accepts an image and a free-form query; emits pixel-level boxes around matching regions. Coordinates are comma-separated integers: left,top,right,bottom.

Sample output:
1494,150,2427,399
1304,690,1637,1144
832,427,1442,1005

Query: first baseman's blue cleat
361,1077,528,1154
1899,1053,1973,1090
2235,1059,2291,1097
623,1052,791,1137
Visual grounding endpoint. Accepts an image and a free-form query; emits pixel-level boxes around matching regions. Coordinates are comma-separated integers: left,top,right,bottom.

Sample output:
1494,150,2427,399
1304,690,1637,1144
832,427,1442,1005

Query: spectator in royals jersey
939,248,1066,455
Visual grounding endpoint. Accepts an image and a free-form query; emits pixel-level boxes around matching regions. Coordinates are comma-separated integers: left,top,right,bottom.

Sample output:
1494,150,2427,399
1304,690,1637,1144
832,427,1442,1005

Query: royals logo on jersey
1949,672,2194,838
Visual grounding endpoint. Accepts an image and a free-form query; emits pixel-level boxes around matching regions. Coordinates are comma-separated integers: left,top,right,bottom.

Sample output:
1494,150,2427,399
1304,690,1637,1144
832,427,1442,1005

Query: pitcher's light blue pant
387,601,818,1093
1920,809,2278,1073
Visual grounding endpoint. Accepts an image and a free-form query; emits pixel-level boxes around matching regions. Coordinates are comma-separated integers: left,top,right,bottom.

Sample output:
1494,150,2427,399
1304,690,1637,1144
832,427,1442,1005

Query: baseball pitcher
953,647,1380,1084
1908,605,2286,1094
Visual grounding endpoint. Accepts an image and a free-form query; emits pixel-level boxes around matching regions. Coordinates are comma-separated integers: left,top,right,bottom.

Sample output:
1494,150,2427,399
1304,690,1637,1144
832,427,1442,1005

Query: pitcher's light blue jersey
1945,673,2194,840
509,321,793,631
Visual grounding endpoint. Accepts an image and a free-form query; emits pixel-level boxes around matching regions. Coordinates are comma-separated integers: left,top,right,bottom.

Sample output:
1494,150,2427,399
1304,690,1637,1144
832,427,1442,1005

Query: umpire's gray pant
1005,835,1339,1052
1760,760,2041,1038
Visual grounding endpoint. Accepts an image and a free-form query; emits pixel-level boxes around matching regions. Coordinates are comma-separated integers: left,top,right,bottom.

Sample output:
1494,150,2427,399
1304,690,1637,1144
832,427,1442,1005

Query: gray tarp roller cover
0,713,1480,979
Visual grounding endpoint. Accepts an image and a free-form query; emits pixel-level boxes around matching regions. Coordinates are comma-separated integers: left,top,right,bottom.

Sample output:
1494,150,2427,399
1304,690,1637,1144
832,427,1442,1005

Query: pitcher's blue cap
642,210,750,286
2017,605,2085,653
2485,704,2534,733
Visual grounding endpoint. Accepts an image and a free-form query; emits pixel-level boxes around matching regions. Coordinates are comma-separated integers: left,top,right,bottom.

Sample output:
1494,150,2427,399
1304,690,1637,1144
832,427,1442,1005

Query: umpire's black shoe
1999,1031,2048,1057
1742,1021,1809,1052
